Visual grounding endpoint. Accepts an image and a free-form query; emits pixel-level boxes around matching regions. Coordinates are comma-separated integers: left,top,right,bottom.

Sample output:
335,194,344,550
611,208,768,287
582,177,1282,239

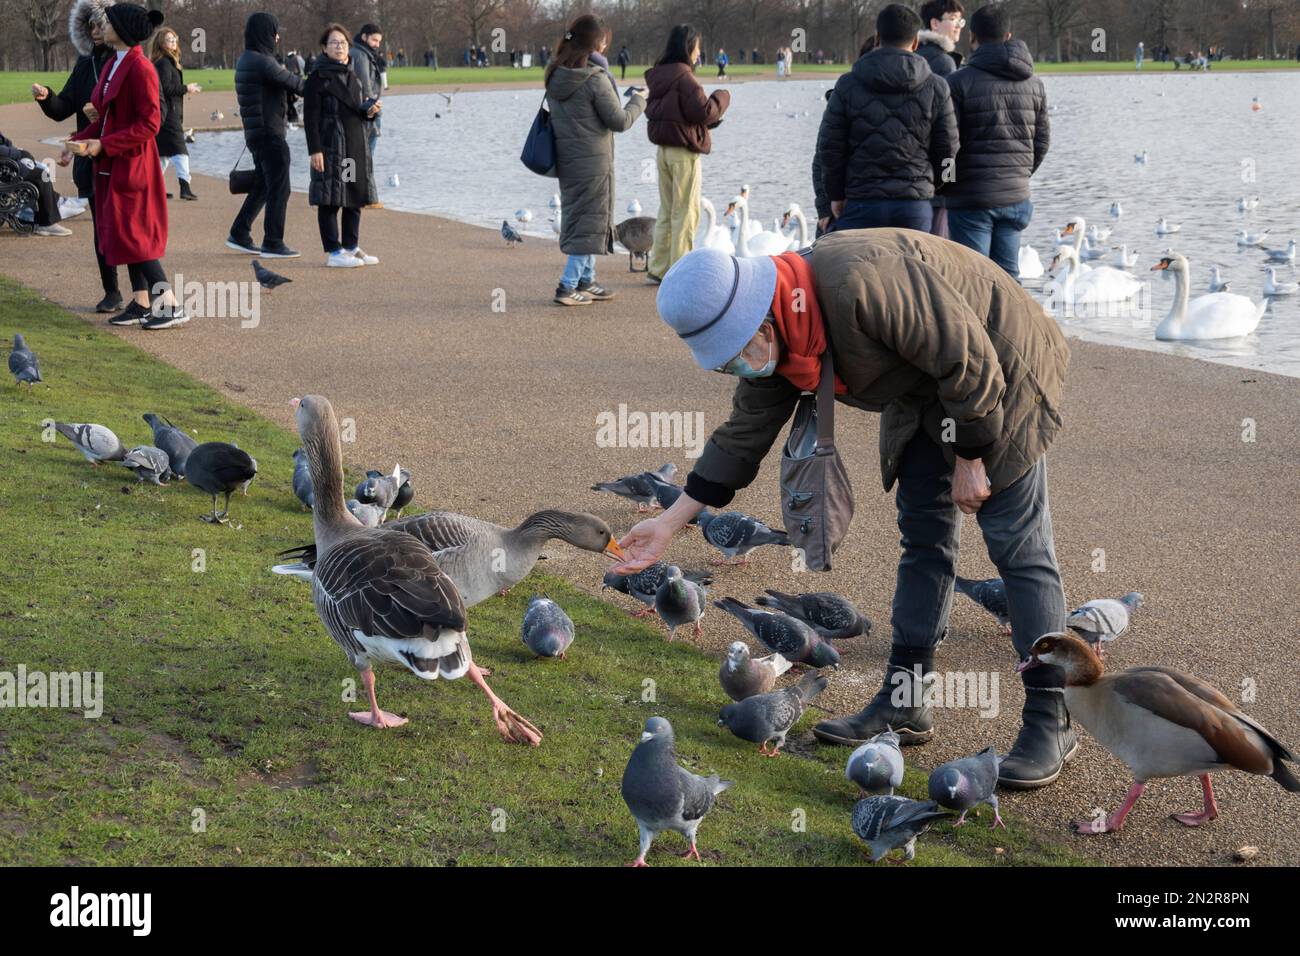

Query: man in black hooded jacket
228,11,305,258
943,4,1049,279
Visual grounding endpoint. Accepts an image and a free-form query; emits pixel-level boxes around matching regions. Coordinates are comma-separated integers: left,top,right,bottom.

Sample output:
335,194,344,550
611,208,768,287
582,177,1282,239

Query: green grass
0,277,1085,866
5,57,1297,105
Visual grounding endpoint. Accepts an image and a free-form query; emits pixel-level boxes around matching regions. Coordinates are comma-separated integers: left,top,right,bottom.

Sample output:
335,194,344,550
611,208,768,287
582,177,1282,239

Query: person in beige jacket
614,230,1076,790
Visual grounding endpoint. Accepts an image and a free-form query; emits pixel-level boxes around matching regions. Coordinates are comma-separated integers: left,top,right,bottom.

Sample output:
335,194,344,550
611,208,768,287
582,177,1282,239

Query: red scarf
769,252,847,394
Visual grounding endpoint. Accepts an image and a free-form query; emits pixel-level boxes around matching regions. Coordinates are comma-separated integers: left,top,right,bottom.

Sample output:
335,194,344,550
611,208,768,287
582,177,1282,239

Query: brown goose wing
1110,668,1277,774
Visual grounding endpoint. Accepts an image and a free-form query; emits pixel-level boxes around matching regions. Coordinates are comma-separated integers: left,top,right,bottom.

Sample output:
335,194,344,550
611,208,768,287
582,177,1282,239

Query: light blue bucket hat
655,248,778,370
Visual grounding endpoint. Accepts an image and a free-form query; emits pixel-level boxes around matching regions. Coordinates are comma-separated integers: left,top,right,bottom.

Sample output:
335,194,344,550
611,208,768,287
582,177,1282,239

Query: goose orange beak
604,538,627,561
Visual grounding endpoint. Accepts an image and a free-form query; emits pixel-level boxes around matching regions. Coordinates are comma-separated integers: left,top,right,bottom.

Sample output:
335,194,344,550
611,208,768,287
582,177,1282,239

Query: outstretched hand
611,516,673,573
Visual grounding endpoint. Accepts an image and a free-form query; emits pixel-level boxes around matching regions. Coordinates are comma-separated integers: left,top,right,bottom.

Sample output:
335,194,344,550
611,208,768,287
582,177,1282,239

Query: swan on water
1151,254,1265,341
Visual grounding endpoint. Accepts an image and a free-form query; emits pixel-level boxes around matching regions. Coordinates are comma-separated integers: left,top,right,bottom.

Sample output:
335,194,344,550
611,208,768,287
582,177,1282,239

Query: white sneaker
57,198,86,219
348,247,379,265
34,224,73,237
326,250,364,268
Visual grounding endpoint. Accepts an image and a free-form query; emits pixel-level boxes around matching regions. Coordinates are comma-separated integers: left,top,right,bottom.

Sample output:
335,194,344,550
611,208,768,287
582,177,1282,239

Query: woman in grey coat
544,14,645,306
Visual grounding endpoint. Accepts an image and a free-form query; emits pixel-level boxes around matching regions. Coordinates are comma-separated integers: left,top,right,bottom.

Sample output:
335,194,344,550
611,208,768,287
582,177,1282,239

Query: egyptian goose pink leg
1073,781,1145,834
1171,774,1219,827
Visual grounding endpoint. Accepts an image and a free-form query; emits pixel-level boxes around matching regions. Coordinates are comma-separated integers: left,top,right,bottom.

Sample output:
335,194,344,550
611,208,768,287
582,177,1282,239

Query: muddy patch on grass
237,759,320,790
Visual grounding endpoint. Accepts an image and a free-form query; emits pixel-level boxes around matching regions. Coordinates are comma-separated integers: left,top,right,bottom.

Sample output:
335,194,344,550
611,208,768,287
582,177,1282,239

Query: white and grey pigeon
654,565,707,640
591,462,677,511
292,448,314,510
621,716,733,866
121,445,174,485
521,595,575,659
719,640,792,701
851,795,951,863
717,670,828,756
954,576,1011,634
355,464,405,514
846,729,905,797
54,422,126,465
602,563,712,617
756,589,872,640
142,413,198,478
713,597,840,669
696,510,790,565
1065,591,1143,658
501,220,524,246
927,745,1004,828
8,333,42,387
346,498,385,527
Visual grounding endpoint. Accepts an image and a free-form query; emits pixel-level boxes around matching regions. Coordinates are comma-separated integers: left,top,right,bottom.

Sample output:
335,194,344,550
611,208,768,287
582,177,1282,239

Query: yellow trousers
648,146,702,279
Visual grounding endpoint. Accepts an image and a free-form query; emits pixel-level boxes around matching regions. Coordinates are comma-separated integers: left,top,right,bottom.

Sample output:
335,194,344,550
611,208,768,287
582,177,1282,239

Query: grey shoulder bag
779,350,854,571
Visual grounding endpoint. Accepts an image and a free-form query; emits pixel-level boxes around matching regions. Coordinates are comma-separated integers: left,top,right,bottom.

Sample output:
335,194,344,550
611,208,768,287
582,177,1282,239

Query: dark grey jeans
891,432,1065,658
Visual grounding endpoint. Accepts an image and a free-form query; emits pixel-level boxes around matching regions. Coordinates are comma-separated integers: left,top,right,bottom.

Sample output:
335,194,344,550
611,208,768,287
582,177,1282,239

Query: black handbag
520,94,557,178
228,144,256,194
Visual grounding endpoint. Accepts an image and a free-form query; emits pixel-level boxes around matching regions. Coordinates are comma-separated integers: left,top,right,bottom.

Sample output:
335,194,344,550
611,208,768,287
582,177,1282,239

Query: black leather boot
813,645,935,746
998,667,1079,789
179,180,198,201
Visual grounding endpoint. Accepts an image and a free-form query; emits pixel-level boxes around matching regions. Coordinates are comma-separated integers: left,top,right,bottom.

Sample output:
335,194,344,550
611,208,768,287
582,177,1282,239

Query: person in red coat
70,4,188,330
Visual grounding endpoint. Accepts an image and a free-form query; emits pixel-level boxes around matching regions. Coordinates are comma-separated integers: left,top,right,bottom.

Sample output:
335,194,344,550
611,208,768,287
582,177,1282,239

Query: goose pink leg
468,661,541,746
1172,774,1219,827
1074,781,1145,834
349,666,408,728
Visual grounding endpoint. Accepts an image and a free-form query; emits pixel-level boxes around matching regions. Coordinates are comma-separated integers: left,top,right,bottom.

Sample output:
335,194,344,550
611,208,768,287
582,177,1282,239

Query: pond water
188,71,1300,378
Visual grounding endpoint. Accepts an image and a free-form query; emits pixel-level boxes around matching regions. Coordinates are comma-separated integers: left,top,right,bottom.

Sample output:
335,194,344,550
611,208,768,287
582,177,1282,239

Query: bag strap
815,348,836,450
229,143,247,174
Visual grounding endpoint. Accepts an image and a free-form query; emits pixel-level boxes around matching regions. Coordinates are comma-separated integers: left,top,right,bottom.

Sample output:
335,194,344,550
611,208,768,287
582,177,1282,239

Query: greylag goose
54,422,125,465
1019,633,1299,834
185,442,257,523
295,395,540,743
615,216,655,272
143,413,198,478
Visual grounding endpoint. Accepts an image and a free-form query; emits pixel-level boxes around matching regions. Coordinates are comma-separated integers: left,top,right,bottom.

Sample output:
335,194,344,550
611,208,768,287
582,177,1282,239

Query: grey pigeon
8,334,42,387
713,597,840,669
591,462,677,511
927,745,1004,828
954,576,1011,633
143,413,198,478
121,445,174,485
54,422,126,465
389,472,414,516
846,729,905,796
719,640,792,701
501,220,524,246
756,589,873,640
1066,592,1143,658
718,669,828,756
654,565,707,640
521,595,575,659
602,562,712,617
621,716,733,866
346,498,385,527
185,441,257,523
252,260,292,290
697,510,790,564
645,474,707,524
292,448,314,509
851,795,951,863
355,464,406,514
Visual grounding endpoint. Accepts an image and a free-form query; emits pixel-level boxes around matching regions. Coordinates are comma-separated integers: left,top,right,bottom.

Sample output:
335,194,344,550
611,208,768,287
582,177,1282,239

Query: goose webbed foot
469,662,541,746
349,667,408,728
1171,774,1218,827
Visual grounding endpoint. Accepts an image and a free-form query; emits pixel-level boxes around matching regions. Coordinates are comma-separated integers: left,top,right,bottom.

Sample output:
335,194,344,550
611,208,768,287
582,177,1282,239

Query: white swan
726,196,789,257
1155,218,1181,236
1048,246,1143,307
696,197,736,254
1264,268,1299,296
1152,254,1265,341
1112,245,1139,269
1207,266,1229,292
1018,244,1044,279
779,203,810,251
735,185,763,241
1236,228,1269,247
1058,218,1095,273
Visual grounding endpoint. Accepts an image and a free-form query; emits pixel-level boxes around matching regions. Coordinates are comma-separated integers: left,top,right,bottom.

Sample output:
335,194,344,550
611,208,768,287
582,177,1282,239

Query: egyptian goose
294,395,540,744
1019,633,1299,834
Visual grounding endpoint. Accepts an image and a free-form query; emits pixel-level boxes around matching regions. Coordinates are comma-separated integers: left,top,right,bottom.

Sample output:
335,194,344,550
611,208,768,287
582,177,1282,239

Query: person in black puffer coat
151,26,199,201
917,0,965,77
815,3,957,232
349,25,385,164
943,4,1050,279
228,11,305,257
305,23,380,268
31,0,121,311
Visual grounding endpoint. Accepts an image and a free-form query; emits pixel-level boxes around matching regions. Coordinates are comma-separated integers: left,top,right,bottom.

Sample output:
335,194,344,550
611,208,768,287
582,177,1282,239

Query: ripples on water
189,71,1300,377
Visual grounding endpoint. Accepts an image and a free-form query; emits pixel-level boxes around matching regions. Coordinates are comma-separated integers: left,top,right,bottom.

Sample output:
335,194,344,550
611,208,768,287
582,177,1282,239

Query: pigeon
621,716,733,866
252,260,292,290
291,448,314,509
514,208,532,223
346,498,385,527
602,563,712,617
718,670,828,756
184,127,195,143
355,464,406,514
210,109,223,121
928,746,1005,828
1065,591,1143,658
653,565,707,640
851,796,951,863
143,413,198,478
8,333,41,387
389,471,414,516
590,462,677,511
719,640,792,702
713,597,840,669
54,422,125,465
521,595,575,659
185,441,257,523
755,589,872,640
644,478,709,525
846,730,905,797
119,445,173,484
954,576,1010,634
696,510,790,565
501,220,524,246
